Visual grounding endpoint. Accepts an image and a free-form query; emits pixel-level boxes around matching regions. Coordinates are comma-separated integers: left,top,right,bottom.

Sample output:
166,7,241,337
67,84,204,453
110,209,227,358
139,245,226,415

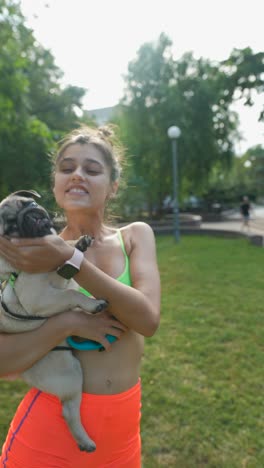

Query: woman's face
54,143,116,212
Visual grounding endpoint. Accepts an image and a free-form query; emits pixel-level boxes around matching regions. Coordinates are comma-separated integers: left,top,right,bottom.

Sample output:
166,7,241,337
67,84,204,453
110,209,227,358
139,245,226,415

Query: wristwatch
57,248,84,279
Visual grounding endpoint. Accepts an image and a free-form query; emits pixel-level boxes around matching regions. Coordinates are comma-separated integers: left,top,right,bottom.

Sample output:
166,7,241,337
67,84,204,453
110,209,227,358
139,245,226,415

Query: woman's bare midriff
74,330,144,394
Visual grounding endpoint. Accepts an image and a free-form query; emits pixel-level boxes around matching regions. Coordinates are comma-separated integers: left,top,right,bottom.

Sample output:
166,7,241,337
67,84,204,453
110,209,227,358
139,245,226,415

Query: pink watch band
65,248,84,270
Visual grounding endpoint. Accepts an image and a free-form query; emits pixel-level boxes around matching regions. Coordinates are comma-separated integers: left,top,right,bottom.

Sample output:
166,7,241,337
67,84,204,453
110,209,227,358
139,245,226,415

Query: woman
0,125,160,467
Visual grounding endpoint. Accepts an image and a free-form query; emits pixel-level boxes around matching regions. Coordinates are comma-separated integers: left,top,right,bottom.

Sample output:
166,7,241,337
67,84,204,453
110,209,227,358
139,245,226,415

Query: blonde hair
53,124,124,182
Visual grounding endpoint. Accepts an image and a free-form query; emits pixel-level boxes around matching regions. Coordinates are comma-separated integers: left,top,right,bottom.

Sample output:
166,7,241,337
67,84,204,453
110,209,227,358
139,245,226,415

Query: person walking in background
240,195,251,232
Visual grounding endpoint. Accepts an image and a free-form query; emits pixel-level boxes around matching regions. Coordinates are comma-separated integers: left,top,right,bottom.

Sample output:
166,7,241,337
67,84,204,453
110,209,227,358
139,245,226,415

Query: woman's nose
71,167,85,179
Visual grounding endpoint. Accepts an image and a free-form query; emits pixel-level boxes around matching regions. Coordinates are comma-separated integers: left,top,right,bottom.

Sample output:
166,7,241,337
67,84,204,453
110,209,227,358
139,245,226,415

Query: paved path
201,219,264,236
197,205,264,246
201,204,264,237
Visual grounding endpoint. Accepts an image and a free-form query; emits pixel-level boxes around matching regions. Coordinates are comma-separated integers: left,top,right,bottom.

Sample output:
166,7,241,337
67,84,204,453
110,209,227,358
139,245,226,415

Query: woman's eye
59,165,102,175
61,167,73,173
86,169,100,175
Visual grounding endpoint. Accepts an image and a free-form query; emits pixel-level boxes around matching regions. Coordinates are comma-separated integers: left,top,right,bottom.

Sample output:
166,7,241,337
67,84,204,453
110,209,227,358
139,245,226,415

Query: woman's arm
0,310,127,377
75,222,161,336
0,222,160,337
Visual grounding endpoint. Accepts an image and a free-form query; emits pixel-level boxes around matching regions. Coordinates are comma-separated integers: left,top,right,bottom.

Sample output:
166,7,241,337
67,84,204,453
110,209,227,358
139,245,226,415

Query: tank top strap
117,229,131,286
117,229,129,266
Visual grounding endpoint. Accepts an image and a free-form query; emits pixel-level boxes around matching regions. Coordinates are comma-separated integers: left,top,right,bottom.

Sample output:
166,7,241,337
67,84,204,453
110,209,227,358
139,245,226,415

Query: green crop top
78,229,132,298
67,229,132,351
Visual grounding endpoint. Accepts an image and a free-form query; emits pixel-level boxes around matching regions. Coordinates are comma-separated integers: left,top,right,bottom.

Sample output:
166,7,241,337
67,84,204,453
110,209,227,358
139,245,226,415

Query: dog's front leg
18,289,107,318
62,290,108,314
62,394,96,452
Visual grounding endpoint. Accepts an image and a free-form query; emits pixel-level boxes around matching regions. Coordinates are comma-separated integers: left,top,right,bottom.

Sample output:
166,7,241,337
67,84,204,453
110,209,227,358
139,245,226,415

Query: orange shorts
1,381,141,467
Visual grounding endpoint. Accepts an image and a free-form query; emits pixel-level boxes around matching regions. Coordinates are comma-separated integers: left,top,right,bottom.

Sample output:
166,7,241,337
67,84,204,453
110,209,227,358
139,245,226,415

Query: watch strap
65,248,84,270
57,248,84,275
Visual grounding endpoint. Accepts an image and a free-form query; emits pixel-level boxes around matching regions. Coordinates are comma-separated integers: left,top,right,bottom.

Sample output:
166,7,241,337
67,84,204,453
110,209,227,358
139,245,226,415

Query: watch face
57,264,79,280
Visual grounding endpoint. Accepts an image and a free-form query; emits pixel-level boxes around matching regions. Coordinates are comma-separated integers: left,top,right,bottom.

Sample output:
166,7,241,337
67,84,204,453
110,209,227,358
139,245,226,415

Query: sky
19,0,264,153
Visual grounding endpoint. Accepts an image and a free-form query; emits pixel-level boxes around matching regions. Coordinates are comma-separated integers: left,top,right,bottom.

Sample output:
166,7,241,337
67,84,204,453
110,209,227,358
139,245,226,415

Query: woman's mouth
66,188,88,195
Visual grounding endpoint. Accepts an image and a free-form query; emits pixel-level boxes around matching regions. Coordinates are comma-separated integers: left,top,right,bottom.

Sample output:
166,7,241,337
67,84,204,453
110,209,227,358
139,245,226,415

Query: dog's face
0,191,54,238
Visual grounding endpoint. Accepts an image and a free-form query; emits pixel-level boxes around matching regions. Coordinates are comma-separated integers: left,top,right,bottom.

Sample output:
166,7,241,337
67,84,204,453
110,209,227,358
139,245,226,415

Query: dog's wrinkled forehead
0,195,36,214
0,195,32,218
0,193,54,238
0,194,35,208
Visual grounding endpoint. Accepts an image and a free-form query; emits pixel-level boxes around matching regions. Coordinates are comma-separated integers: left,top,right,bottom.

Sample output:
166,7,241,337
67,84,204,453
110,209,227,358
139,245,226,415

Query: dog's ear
11,190,41,199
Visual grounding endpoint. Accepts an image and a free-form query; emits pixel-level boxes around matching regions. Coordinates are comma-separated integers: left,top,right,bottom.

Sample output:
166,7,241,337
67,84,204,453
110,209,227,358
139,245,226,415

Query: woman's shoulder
119,222,155,252
120,221,154,236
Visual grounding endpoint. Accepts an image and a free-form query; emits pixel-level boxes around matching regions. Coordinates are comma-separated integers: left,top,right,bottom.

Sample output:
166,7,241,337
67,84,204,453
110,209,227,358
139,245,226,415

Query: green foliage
113,34,264,216
1,6,264,212
220,47,264,116
243,145,264,197
0,0,86,199
204,145,264,206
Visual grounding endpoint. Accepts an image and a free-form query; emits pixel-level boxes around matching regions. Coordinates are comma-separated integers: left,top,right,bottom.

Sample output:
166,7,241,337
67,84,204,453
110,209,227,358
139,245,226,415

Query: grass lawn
1,235,264,467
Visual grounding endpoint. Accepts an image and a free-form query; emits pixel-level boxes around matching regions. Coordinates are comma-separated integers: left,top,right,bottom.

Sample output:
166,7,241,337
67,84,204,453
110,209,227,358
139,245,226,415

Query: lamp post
167,125,181,242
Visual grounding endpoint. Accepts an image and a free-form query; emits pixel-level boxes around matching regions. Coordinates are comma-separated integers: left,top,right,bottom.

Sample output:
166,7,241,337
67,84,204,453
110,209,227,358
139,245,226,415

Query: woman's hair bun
98,126,114,139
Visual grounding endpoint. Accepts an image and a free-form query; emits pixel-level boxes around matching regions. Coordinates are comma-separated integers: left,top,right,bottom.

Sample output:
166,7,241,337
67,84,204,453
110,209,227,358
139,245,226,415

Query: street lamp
167,125,181,242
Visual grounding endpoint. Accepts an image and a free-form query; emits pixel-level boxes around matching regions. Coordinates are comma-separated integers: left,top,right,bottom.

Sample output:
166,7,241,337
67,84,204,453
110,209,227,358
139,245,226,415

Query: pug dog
0,190,108,452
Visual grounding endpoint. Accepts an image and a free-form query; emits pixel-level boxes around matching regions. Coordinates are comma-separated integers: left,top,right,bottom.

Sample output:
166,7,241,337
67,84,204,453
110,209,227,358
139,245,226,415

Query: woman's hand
0,235,73,273
66,308,128,351
0,308,128,377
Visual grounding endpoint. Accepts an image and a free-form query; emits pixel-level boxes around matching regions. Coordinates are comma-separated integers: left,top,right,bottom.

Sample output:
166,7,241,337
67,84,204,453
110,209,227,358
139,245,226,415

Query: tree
117,34,176,215
115,34,238,215
220,48,264,120
0,0,86,200
242,145,264,197
113,35,264,216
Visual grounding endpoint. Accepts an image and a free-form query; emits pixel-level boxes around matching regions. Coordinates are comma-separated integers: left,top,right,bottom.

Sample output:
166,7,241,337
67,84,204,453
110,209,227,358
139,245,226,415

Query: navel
106,379,112,388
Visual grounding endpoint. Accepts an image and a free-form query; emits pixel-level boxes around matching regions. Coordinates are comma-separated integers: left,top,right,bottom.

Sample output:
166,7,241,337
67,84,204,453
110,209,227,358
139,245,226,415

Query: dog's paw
79,441,96,452
95,299,108,313
75,235,94,252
